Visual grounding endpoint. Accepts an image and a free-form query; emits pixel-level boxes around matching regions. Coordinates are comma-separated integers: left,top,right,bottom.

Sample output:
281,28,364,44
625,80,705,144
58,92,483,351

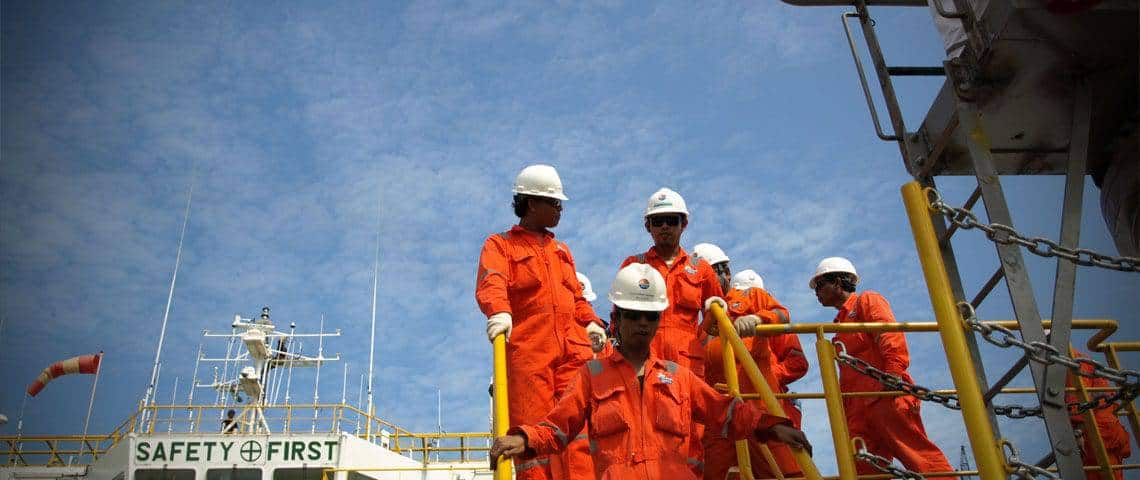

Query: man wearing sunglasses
489,263,810,480
811,256,954,479
691,244,802,480
476,164,606,480
618,188,725,475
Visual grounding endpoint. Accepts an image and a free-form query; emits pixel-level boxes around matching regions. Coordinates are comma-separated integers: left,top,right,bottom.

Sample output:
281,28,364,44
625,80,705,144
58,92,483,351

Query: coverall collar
833,292,860,323
510,224,555,240
645,245,690,269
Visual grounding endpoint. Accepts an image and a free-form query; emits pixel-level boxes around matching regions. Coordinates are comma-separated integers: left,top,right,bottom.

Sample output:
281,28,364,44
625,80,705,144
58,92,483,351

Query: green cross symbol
239,441,262,462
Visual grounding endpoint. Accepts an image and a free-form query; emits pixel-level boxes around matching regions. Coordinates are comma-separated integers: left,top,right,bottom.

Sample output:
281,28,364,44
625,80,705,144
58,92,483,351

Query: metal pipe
970,267,1004,309
722,338,755,480
814,332,857,480
710,303,821,479
491,334,512,480
901,180,1004,479
841,12,898,141
982,355,1028,403
1067,347,1114,478
751,318,1117,336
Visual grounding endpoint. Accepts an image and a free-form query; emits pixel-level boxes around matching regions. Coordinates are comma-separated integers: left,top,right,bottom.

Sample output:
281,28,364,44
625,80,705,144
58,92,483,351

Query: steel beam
958,101,1086,479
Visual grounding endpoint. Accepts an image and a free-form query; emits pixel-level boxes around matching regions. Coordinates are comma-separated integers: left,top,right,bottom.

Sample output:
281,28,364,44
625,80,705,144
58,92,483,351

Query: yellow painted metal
719,386,1119,401
815,331,857,480
1104,344,1140,448
755,441,786,480
902,180,1004,480
1068,346,1114,478
492,333,512,480
751,318,1116,336
722,336,755,480
709,302,822,480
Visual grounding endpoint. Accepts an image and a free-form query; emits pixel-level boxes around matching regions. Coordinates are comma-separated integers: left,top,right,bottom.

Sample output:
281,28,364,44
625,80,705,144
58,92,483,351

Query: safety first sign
134,437,340,465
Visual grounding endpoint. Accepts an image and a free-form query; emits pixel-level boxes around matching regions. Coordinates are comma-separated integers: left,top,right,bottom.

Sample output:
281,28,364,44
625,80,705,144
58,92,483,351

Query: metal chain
925,188,1140,272
834,339,1129,419
1002,441,1060,479
854,439,926,480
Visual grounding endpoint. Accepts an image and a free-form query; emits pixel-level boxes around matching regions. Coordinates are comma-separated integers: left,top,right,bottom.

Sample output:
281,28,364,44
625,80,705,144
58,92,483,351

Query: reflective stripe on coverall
1067,349,1132,480
832,291,954,480
515,352,790,480
477,225,601,480
703,287,800,479
620,246,724,473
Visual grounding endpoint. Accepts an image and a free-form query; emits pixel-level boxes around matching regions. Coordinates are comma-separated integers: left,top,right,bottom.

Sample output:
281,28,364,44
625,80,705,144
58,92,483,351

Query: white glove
733,315,761,337
586,322,607,352
486,312,513,342
704,296,728,312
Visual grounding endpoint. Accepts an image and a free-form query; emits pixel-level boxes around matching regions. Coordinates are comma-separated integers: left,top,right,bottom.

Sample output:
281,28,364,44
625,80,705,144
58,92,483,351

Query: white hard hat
513,164,568,201
809,257,860,289
576,271,597,302
644,187,689,217
730,269,765,291
608,263,669,312
692,243,729,266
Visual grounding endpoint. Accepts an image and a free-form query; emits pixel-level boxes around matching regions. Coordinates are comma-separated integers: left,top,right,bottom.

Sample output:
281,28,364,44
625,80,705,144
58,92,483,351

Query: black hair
512,194,529,218
821,272,858,293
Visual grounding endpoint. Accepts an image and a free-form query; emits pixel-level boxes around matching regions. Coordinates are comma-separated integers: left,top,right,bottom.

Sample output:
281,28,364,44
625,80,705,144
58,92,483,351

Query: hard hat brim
610,298,669,312
644,209,689,218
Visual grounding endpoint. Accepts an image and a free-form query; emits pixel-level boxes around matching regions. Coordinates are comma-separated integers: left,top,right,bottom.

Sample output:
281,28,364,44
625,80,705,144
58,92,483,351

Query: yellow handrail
722,336,755,480
491,333,512,479
815,333,857,480
903,180,1004,480
710,302,822,480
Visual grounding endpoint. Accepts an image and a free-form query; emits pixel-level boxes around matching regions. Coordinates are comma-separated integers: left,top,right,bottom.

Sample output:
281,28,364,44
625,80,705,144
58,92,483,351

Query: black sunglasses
535,197,561,208
712,263,730,275
619,310,661,322
648,215,682,227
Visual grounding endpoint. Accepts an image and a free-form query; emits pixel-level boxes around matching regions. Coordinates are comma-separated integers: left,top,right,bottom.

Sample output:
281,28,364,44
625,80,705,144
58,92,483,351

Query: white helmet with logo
809,257,860,289
513,164,568,200
608,263,668,312
576,271,597,302
692,243,729,266
730,269,765,291
644,187,689,217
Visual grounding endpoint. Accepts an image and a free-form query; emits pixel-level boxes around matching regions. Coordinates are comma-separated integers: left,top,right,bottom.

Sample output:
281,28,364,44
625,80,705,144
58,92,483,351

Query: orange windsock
27,353,102,397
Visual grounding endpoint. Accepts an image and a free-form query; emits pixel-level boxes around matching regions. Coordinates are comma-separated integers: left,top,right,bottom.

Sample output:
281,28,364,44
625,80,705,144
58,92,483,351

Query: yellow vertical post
710,303,822,480
1068,346,1114,478
901,181,1005,480
1104,344,1140,447
722,339,755,480
492,334,513,480
815,331,857,480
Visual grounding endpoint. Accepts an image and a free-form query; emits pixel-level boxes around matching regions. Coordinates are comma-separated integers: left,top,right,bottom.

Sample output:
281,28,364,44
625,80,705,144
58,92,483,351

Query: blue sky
2,0,1136,474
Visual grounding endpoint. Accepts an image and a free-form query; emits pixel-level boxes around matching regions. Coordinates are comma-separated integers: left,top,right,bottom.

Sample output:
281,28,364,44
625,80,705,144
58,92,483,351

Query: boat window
272,468,323,480
134,468,195,480
206,468,261,480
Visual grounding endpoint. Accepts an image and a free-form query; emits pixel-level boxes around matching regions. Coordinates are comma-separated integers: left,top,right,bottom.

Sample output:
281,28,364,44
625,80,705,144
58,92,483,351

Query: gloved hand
486,312,513,342
733,314,761,337
704,296,728,312
586,322,607,353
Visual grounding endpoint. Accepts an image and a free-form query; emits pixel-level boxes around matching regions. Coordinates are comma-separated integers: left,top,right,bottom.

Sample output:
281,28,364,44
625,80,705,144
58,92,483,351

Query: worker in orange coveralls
691,244,802,480
619,188,725,475
732,270,810,428
811,256,954,479
1067,348,1132,480
489,263,811,480
476,165,607,480
560,271,614,480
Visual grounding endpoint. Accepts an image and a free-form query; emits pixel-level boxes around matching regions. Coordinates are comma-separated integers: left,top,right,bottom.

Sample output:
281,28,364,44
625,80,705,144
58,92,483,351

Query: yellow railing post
722,338,755,480
1067,347,1114,478
709,303,822,480
815,331,857,480
492,333,512,480
901,181,1005,480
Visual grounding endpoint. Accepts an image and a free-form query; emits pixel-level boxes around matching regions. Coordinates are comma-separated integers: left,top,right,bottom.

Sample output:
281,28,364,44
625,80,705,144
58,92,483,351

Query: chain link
925,188,1140,272
854,439,927,480
1002,441,1060,479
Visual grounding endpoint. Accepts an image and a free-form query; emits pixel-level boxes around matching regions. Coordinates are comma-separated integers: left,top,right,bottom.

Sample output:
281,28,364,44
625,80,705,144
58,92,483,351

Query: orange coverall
621,246,724,473
1067,349,1132,480
514,352,790,480
563,341,615,480
703,287,800,479
477,225,600,480
769,330,808,428
831,291,954,479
